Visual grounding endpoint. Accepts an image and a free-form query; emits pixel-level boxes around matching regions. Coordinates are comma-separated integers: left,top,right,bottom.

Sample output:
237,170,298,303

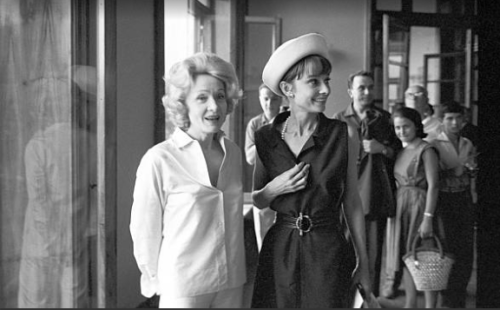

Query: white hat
262,33,330,96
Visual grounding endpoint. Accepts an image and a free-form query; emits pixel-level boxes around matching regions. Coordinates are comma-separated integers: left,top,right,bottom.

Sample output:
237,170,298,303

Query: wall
248,0,369,116
108,1,500,308
112,1,368,306
116,0,156,307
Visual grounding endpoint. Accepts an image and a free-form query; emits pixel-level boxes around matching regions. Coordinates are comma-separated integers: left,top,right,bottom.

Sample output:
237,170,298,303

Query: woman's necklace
281,116,290,140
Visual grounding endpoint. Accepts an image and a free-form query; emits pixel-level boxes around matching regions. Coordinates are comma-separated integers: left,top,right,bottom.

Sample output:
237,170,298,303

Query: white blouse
432,131,475,191
130,128,246,298
423,115,442,142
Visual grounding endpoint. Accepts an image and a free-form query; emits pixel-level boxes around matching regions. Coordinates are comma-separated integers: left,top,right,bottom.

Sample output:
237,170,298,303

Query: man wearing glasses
404,85,442,142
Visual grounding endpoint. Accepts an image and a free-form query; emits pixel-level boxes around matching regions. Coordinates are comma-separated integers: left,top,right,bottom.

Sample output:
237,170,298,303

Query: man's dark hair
347,70,374,89
439,100,464,118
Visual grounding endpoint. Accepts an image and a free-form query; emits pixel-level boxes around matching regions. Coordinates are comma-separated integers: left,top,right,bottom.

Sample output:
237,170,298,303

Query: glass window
0,0,98,307
197,0,211,9
409,26,440,104
389,55,404,78
413,0,438,13
389,84,400,101
377,0,402,11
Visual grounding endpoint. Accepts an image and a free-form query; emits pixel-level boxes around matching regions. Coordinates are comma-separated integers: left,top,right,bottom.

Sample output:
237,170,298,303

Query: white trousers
159,285,243,308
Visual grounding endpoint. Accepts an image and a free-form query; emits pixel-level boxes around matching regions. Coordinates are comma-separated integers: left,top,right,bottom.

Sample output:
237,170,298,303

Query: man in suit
333,70,401,297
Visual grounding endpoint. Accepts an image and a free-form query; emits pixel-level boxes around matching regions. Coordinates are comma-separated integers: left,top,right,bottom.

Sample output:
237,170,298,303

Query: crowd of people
130,32,478,308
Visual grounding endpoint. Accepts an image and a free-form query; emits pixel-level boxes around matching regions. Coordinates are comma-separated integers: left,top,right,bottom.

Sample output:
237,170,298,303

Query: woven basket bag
403,235,455,291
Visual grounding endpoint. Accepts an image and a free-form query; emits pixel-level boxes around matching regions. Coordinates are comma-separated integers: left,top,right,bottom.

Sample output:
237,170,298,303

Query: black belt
275,212,335,236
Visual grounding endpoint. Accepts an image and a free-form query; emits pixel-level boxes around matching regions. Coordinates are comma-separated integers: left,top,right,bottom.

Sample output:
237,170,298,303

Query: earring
288,93,295,98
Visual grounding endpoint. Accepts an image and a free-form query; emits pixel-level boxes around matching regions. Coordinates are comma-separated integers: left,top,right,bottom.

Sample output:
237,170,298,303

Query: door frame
96,0,117,307
375,11,478,113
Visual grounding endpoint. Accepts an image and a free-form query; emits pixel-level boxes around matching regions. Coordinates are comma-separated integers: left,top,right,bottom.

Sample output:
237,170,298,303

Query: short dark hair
392,107,427,139
281,55,332,85
439,101,464,118
347,70,374,89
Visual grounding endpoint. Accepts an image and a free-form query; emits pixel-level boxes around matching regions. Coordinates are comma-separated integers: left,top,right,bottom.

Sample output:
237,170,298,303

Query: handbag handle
410,234,445,264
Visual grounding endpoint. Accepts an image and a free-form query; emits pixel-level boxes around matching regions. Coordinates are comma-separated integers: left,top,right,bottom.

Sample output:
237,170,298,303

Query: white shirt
244,113,274,165
432,131,475,192
423,115,442,142
130,128,246,298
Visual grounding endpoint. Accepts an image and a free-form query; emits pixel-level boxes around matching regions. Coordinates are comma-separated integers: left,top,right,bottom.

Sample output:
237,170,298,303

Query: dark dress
251,112,356,308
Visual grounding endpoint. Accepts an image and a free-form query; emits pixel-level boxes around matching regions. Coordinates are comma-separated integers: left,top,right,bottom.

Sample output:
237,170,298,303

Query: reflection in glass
19,78,89,308
0,0,97,307
409,26,440,84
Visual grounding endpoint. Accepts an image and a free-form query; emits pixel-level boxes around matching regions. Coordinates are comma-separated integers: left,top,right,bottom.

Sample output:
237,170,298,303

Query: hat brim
262,33,330,96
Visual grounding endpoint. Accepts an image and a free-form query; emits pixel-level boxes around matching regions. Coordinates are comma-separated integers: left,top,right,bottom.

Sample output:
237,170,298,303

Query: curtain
0,1,96,307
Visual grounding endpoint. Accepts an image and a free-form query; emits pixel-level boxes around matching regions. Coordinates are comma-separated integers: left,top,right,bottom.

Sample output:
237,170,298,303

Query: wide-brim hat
262,33,330,96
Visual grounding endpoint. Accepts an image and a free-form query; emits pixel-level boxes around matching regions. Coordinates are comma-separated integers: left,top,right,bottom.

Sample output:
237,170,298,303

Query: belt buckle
295,212,313,236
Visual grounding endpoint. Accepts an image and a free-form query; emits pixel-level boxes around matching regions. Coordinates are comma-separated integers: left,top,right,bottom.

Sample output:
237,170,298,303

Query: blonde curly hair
162,52,242,130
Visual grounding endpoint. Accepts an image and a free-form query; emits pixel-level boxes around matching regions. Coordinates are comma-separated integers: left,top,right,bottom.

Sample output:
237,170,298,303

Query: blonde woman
130,52,246,308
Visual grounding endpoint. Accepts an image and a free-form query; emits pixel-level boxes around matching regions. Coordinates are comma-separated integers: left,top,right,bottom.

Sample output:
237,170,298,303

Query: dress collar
269,111,330,149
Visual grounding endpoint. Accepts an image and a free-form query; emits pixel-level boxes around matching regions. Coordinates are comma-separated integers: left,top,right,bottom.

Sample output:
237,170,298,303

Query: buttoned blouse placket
131,128,245,298
193,134,231,283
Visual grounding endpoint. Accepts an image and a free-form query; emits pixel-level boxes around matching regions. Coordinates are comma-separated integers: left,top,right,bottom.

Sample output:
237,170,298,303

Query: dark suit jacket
333,103,402,219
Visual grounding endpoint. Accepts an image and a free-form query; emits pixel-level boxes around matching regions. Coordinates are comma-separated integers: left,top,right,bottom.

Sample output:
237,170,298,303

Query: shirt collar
312,113,332,147
171,127,225,149
344,102,357,117
260,113,273,125
436,131,466,146
436,131,450,142
344,102,381,119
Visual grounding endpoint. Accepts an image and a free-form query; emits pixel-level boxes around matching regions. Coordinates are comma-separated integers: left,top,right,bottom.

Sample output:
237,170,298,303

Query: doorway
241,15,282,193
370,1,479,306
379,14,477,115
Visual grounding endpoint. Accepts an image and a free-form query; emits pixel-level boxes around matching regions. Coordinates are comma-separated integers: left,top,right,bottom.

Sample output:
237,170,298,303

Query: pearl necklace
281,116,290,140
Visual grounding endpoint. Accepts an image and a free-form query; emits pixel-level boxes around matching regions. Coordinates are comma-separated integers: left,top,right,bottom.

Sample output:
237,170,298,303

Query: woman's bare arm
342,124,372,295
